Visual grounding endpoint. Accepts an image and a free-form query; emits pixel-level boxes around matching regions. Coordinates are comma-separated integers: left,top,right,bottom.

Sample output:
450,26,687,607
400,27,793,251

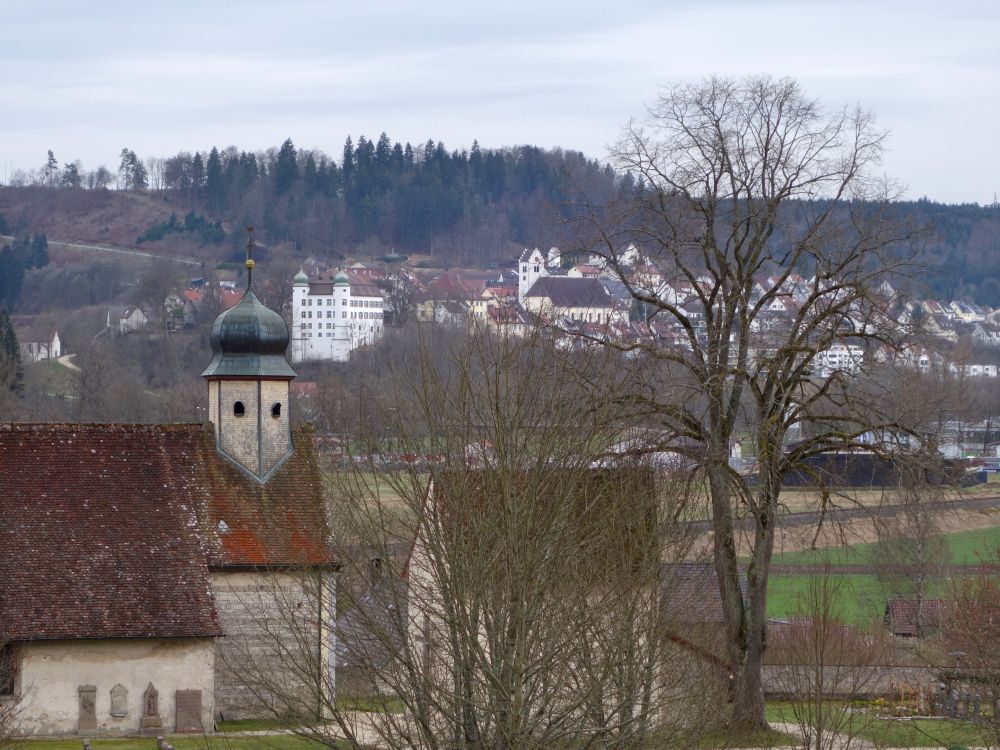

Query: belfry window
234,401,246,417
271,403,281,418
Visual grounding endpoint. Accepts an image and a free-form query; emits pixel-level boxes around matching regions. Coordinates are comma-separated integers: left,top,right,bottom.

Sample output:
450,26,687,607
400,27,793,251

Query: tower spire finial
245,226,255,289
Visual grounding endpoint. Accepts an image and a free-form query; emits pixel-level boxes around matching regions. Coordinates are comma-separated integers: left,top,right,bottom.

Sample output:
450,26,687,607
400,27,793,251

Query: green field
766,573,886,622
765,526,1000,623
771,526,1000,567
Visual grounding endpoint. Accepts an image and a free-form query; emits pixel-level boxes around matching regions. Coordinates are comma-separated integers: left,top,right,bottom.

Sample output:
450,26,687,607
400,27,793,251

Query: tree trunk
709,456,775,731
730,627,768,730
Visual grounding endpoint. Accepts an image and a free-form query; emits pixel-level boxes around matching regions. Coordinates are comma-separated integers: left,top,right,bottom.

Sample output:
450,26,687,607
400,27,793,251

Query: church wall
260,380,291,476
16,638,214,736
216,380,260,476
212,571,335,721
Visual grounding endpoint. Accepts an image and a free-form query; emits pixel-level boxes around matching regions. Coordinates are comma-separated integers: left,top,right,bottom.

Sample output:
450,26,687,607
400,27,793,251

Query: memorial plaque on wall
110,684,128,718
78,685,97,732
174,690,203,733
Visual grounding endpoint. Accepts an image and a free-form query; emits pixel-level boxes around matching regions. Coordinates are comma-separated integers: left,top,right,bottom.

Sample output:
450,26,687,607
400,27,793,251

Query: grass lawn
18,737,329,750
853,718,989,747
691,727,798,748
767,702,989,747
766,573,886,622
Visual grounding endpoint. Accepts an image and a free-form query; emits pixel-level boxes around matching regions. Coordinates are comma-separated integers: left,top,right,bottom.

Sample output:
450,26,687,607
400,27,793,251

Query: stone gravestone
174,690,203,733
110,684,128,718
140,683,163,734
78,685,97,732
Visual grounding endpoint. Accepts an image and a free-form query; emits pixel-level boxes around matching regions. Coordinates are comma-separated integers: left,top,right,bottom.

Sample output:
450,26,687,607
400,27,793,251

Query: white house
291,269,385,363
813,343,864,377
107,305,149,335
18,328,61,363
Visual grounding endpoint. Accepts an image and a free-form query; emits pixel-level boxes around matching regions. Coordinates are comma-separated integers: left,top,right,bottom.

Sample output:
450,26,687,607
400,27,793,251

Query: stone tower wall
216,380,260,476
260,380,291,476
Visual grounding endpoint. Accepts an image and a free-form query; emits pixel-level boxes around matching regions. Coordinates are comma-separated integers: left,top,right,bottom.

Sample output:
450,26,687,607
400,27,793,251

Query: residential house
107,305,149,335
15,322,61,363
403,469,735,732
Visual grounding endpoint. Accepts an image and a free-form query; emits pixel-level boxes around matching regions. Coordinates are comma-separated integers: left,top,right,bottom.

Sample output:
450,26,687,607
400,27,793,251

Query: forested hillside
3,136,998,303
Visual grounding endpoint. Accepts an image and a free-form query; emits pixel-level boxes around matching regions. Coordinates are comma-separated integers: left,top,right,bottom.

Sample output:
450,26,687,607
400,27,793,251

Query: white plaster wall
17,638,214,736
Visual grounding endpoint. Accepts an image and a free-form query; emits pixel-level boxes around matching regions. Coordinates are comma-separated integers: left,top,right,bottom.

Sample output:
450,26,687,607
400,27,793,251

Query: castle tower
331,270,351,362
291,268,310,363
201,231,297,481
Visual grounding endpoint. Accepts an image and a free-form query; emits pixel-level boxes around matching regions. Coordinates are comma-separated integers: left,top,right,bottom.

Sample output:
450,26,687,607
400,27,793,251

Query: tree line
9,138,1000,302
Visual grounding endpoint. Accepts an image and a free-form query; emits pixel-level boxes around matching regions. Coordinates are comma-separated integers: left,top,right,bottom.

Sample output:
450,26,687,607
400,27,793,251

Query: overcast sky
1,0,997,204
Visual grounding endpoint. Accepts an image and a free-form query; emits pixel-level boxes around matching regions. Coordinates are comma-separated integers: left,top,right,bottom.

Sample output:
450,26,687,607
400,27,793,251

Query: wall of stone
212,571,334,721
763,664,938,698
17,638,214,736
259,380,291,476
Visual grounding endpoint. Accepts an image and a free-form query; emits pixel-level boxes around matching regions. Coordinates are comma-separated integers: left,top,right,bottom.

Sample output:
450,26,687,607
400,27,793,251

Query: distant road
0,234,204,267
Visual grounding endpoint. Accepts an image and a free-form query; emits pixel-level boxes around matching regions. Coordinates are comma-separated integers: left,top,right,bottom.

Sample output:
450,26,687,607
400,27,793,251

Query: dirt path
0,234,204,267
690,494,1000,557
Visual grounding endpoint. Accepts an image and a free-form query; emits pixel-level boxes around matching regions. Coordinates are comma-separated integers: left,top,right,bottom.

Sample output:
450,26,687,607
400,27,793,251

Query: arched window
233,401,245,417
271,402,281,418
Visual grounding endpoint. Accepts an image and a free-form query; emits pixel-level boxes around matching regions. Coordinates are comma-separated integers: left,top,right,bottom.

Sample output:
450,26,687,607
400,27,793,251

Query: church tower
201,229,297,481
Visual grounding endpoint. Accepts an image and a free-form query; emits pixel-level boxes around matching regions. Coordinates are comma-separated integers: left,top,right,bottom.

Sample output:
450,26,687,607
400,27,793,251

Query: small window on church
234,401,246,417
271,403,281,418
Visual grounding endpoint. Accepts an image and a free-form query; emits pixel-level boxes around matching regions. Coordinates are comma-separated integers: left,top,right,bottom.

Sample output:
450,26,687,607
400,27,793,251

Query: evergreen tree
43,150,59,186
0,309,22,394
0,246,25,310
303,153,319,197
205,147,224,211
61,161,82,188
29,233,48,269
341,136,354,188
191,152,205,191
274,138,299,195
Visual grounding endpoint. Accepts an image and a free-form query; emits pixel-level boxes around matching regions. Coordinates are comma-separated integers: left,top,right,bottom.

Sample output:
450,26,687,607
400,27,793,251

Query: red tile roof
884,598,945,637
0,422,334,642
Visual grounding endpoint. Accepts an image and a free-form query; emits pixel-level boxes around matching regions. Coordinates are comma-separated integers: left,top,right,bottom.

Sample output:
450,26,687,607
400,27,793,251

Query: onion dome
293,268,309,286
334,270,350,286
200,288,296,378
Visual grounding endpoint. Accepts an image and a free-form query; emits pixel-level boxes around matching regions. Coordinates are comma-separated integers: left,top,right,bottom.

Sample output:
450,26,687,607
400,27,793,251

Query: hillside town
4,5,1000,748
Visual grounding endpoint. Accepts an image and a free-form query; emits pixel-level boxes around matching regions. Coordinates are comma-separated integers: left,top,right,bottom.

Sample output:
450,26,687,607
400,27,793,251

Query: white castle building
291,268,385,363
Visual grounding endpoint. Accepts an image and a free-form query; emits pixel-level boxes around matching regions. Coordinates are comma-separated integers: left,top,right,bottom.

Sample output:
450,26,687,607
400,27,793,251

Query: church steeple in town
200,227,296,481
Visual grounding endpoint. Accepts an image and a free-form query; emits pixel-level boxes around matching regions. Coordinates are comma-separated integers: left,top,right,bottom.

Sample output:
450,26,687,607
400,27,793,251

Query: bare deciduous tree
570,75,918,728
0,636,23,749
223,329,727,749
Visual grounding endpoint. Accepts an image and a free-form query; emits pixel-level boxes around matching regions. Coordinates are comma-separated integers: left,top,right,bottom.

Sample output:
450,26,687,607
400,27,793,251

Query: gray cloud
1,0,997,203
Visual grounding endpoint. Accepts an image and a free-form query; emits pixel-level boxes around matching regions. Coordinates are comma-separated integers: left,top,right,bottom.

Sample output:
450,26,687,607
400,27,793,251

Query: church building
0,250,337,735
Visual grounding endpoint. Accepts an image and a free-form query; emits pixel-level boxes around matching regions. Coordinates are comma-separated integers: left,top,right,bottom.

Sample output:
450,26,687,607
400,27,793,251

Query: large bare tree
570,76,918,728
222,329,727,749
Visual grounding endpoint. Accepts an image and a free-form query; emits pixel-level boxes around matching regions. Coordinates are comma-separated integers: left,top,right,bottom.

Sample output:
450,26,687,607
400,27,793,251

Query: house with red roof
0,264,336,735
